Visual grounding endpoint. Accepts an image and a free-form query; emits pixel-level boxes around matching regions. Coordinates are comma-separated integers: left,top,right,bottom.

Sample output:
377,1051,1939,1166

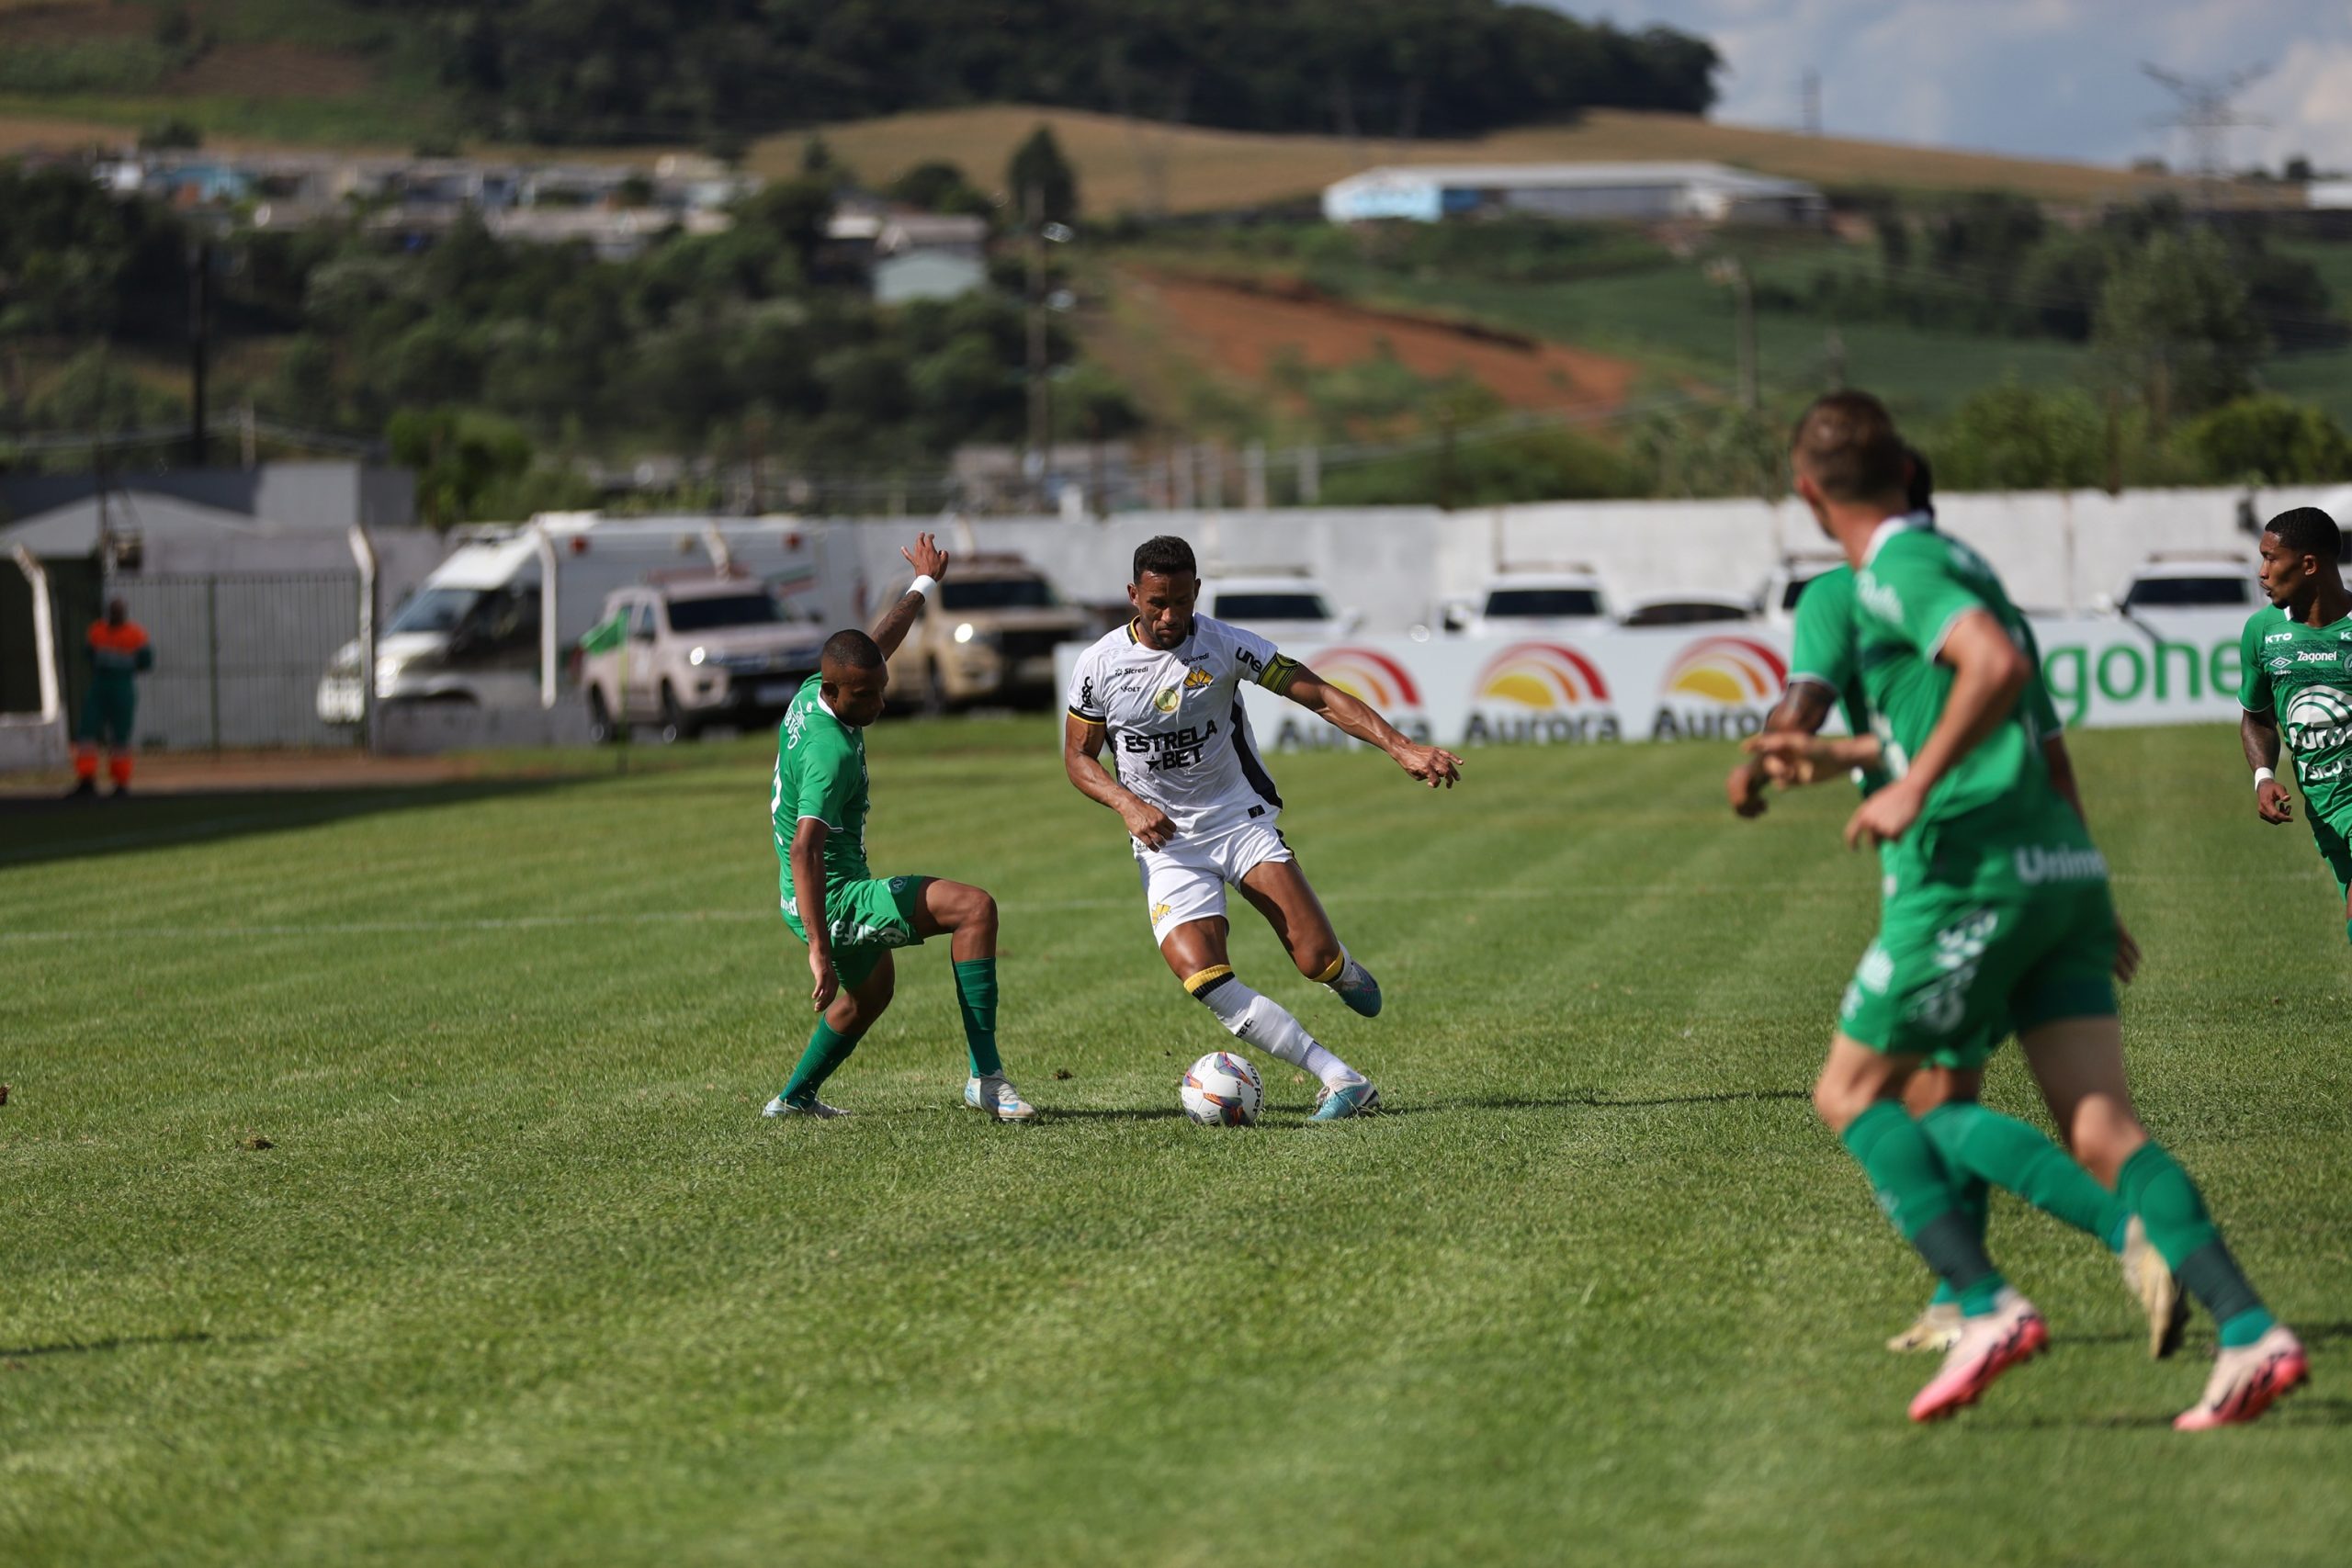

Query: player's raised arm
1279,664,1462,789
871,533,949,660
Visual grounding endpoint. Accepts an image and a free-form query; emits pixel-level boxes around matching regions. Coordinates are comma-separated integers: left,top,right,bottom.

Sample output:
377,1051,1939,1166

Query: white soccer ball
1181,1051,1262,1126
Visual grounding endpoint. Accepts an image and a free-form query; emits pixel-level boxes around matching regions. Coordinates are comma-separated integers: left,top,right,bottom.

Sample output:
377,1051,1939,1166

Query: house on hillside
1321,162,1826,226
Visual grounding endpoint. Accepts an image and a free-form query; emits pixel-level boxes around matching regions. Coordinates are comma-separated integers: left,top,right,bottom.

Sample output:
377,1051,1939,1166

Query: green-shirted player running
1731,456,2177,1362
1778,391,2305,1427
2239,506,2352,943
762,532,1038,1122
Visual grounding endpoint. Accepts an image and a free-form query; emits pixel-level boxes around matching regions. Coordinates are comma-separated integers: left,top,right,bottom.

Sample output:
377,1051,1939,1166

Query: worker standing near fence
71,597,153,799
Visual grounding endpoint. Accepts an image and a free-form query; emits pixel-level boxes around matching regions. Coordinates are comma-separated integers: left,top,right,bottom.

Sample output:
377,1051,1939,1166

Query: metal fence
111,573,360,750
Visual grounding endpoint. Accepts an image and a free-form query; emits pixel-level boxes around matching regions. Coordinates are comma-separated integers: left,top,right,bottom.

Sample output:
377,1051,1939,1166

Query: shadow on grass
2001,1395,2351,1431
0,1328,246,1359
1426,1089,1812,1114
0,777,605,870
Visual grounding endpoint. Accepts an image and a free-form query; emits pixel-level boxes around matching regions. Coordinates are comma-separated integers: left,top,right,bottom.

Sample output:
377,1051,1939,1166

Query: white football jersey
1067,615,1295,840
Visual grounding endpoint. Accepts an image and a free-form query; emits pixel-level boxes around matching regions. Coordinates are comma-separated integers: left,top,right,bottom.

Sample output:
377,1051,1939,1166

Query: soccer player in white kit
1062,535,1464,1119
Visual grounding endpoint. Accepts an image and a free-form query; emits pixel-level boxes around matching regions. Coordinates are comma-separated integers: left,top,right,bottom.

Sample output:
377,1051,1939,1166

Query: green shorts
2309,805,2352,899
1839,827,2118,1059
77,683,136,747
781,874,930,988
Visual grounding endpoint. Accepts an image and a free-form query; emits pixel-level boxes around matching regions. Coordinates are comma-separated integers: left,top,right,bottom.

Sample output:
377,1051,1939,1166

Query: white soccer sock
1190,969,1363,1088
1331,945,1372,991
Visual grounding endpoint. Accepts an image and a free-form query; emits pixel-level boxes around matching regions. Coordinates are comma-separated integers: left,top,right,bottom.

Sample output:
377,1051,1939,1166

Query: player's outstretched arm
1845,611,2026,850
1728,682,1836,817
791,818,838,1012
870,533,950,660
2242,707,2294,824
1062,713,1176,849
1283,669,1461,788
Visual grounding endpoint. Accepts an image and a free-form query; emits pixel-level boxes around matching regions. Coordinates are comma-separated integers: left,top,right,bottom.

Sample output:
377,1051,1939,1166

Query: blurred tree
1007,126,1079,227
2093,229,2267,427
2181,395,2352,485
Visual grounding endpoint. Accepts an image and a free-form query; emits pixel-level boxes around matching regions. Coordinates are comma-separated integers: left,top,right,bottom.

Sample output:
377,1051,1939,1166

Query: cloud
1571,0,2351,169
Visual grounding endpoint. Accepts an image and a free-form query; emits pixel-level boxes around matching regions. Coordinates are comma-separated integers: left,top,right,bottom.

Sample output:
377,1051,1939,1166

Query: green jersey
772,673,872,900
2237,604,2352,822
1848,520,2065,835
1789,554,2064,804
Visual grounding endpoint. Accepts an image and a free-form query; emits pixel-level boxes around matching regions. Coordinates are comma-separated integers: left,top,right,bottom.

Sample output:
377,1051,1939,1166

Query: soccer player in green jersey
1732,456,2177,1361
1780,392,2305,1427
762,533,1038,1122
2239,506,2352,943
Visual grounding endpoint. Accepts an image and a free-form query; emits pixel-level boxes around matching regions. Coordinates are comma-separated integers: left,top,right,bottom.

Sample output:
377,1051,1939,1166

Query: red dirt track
1124,265,1638,417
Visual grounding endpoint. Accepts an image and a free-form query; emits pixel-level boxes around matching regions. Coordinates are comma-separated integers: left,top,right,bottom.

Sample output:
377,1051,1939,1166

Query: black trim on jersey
1230,699,1283,809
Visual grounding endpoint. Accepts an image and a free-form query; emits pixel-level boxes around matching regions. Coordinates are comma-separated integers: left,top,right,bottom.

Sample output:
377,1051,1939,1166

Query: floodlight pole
347,525,378,753
531,523,559,709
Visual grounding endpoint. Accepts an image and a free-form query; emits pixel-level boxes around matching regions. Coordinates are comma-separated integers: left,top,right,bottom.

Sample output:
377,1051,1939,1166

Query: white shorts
1136,816,1293,945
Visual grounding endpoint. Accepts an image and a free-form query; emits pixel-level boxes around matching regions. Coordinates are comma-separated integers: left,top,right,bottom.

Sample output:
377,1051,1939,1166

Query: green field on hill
5,721,2348,1565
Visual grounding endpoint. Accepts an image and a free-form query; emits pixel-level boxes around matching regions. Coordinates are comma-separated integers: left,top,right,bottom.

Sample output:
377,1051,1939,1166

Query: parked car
1200,573,1356,645
1446,569,1615,637
2099,553,2257,615
580,572,827,742
318,515,838,723
1617,592,1758,628
878,554,1093,711
1758,552,1849,628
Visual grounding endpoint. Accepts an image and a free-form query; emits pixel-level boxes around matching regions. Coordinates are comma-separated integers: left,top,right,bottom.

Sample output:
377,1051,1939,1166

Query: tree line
368,0,1719,144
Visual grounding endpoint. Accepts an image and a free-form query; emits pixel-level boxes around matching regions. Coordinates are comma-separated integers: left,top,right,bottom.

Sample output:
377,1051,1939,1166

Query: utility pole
1706,257,1759,410
187,236,211,466
1023,184,1048,512
1801,69,1822,136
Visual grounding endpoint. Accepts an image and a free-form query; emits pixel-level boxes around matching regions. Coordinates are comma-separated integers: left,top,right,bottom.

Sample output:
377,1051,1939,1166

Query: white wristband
907,574,937,601
2255,766,2277,789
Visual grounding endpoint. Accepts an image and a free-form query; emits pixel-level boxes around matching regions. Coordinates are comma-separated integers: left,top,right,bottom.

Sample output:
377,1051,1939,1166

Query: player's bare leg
2022,1017,2305,1426
914,878,1033,1121
767,953,898,1118
1237,856,1382,1018
1160,915,1375,1119
1815,1037,2046,1419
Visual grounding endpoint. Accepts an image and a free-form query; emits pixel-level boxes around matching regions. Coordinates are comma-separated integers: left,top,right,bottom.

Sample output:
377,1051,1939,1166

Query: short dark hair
1905,445,1935,517
1791,390,1907,503
1133,535,1196,582
2265,507,2341,562
821,628,884,671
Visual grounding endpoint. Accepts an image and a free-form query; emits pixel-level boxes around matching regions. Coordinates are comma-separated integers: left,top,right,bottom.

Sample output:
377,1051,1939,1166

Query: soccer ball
1181,1051,1262,1126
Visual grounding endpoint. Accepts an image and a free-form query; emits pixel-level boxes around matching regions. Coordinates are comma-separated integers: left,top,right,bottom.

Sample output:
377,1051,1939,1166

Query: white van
318,514,850,721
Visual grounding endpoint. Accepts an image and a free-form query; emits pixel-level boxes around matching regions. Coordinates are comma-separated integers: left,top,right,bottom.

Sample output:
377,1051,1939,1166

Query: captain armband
1256,653,1304,694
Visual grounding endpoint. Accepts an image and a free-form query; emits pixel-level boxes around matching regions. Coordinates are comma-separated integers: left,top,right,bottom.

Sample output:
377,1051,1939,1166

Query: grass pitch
4,722,2348,1565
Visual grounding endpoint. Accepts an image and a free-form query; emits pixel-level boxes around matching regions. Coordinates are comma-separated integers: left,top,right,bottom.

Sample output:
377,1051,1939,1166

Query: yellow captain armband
1256,653,1303,694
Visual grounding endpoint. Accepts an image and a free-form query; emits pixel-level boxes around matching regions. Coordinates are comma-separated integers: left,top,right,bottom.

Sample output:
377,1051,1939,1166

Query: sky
1575,2,2352,173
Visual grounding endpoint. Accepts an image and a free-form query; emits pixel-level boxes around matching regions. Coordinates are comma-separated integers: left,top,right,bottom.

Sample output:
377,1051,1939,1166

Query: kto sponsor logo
1649,636,1788,741
1271,646,1433,749
1464,642,1620,743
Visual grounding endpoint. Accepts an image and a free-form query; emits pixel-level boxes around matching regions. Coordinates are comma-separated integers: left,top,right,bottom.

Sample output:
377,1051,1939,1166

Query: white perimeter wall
844,486,2337,631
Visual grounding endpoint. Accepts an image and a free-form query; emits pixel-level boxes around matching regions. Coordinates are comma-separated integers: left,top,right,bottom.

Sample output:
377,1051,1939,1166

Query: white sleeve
1216,620,1286,691
1066,642,1106,722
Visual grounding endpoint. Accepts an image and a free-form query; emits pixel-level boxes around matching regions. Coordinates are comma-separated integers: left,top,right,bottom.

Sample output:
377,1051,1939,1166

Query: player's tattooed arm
791,818,838,1012
1729,681,1843,815
1283,668,1463,789
2242,706,2294,824
870,532,951,660
1063,713,1177,849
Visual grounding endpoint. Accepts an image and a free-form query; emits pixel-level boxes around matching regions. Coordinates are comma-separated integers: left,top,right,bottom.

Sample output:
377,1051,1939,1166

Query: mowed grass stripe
3,723,2348,1566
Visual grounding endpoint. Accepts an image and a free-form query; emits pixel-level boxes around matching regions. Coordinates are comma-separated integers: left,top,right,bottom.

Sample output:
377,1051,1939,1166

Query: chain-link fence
107,573,360,750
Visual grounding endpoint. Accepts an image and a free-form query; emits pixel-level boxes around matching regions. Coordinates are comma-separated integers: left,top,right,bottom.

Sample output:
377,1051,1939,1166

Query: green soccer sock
1928,1174,1991,1308
2118,1142,2275,1348
1842,1101,2007,1316
1919,1101,2128,1252
780,1019,864,1105
953,957,1001,1078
